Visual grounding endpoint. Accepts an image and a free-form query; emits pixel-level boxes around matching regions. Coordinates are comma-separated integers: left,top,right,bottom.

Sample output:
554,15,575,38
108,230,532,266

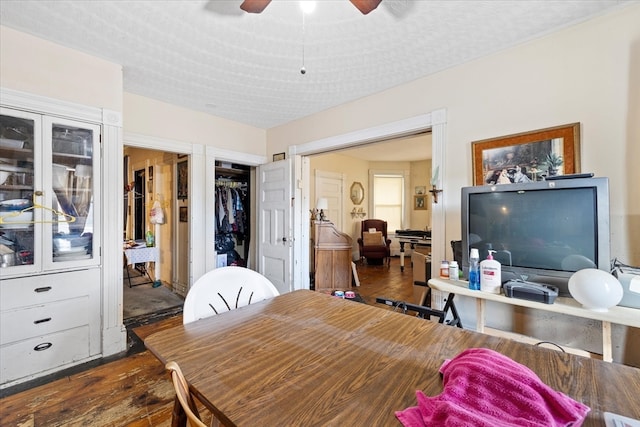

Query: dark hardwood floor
0,257,417,426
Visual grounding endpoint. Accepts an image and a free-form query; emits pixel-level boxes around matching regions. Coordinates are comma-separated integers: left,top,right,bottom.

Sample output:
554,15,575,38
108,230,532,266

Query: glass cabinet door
44,117,100,268
0,108,101,276
0,109,39,273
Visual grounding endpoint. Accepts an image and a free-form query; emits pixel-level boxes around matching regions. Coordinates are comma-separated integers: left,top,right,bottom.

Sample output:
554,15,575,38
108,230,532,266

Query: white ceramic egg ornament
568,268,623,312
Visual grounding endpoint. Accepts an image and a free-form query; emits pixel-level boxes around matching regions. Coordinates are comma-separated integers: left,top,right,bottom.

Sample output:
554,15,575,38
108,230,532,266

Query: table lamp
316,198,328,221
568,268,623,312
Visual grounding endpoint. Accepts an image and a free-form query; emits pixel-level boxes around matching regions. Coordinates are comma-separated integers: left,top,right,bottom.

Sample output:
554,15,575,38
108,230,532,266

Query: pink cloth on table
396,348,590,427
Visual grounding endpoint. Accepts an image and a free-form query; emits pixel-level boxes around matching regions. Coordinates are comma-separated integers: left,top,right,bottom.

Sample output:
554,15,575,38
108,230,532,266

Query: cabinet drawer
1,296,90,345
0,269,99,310
0,326,90,385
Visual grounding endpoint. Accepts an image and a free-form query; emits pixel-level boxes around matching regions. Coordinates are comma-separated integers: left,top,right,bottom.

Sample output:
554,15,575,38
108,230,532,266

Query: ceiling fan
240,0,382,15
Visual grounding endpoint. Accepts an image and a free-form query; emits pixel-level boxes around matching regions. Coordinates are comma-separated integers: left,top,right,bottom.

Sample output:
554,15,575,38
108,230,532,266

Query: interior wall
123,92,265,154
0,26,122,111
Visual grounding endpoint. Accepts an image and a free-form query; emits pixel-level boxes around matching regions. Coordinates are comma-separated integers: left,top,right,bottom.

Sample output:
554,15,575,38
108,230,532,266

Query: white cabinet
0,104,104,388
0,270,101,385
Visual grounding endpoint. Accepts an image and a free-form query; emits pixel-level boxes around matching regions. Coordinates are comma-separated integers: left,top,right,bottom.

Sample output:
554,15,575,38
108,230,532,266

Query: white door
315,171,344,230
257,159,292,295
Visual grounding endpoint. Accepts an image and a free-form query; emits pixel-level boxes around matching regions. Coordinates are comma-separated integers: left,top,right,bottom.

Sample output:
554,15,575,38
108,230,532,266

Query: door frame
124,133,268,286
290,110,447,289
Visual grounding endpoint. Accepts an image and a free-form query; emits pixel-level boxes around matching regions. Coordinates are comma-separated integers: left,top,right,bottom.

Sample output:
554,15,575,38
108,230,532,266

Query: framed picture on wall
177,160,188,200
472,123,580,185
414,195,427,210
179,206,188,222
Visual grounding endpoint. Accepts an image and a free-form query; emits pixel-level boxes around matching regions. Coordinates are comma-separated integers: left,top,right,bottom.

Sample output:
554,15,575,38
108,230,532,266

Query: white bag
149,200,165,224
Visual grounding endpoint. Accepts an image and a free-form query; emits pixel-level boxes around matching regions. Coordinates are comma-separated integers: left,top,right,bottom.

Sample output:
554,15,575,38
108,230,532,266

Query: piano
395,229,432,272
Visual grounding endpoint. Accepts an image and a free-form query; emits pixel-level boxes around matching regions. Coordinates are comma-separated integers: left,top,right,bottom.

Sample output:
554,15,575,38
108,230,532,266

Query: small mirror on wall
350,182,364,205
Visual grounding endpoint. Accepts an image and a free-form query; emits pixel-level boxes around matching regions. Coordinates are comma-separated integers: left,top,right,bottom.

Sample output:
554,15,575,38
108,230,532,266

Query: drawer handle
34,286,52,293
34,342,53,351
34,317,52,324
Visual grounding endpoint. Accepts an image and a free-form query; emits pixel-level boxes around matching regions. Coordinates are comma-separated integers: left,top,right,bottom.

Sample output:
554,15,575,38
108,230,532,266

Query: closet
214,162,250,267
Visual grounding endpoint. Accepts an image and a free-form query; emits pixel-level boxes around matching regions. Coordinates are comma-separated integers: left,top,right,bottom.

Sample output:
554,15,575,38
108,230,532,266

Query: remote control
545,173,594,180
503,279,549,288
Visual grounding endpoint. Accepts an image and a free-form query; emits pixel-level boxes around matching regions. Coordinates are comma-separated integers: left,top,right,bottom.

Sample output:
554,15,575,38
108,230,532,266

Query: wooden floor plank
0,258,415,426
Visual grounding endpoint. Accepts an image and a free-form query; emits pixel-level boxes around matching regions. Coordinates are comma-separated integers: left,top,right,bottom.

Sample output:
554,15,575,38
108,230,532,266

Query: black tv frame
460,177,610,296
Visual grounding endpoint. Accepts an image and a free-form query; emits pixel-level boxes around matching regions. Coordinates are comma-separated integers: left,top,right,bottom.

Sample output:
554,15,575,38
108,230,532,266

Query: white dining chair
182,266,279,324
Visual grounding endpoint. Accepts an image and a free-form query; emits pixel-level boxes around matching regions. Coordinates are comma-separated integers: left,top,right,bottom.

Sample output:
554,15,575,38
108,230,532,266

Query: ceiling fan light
300,1,316,14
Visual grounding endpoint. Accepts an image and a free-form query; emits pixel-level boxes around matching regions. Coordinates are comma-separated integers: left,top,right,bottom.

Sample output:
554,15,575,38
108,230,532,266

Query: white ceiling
0,0,630,132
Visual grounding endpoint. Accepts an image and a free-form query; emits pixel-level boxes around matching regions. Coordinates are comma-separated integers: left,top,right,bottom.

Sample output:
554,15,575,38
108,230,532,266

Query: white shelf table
429,278,640,362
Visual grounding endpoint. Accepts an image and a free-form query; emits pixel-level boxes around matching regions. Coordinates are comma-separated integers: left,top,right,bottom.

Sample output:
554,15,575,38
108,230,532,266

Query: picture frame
414,195,427,210
415,186,426,195
179,206,188,222
472,123,580,185
350,181,364,205
273,152,286,161
177,160,188,200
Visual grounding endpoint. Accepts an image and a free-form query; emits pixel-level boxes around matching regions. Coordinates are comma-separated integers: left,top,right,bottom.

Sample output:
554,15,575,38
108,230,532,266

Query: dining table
144,289,640,427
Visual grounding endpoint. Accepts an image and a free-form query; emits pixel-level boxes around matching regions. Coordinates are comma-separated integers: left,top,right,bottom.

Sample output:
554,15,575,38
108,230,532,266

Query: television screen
461,177,610,296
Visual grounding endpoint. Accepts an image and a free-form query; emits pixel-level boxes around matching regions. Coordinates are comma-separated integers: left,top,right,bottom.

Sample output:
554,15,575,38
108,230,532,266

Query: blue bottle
468,248,480,290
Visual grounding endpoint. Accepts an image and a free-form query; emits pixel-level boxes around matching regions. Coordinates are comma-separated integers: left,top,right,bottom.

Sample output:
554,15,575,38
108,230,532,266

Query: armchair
357,219,391,267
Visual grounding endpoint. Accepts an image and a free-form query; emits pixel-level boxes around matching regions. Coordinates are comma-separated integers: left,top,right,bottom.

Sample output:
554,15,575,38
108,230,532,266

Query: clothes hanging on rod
215,186,247,233
214,174,249,267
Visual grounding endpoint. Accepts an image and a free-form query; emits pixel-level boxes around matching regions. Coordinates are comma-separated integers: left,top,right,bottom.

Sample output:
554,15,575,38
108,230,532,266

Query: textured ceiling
0,0,629,130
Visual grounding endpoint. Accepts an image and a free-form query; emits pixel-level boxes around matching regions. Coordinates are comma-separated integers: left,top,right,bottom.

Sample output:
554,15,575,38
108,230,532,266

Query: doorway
123,147,187,321
293,111,446,291
308,134,431,256
133,169,146,240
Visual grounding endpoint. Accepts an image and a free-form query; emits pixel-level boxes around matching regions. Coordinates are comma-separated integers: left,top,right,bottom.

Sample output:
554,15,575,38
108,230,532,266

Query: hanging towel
396,348,590,427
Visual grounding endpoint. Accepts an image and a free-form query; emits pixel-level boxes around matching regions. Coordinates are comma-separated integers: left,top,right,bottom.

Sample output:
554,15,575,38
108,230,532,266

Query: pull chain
300,12,306,75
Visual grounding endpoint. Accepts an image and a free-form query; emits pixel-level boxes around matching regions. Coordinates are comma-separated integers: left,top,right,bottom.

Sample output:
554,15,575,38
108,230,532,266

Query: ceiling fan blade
350,0,382,15
240,0,272,13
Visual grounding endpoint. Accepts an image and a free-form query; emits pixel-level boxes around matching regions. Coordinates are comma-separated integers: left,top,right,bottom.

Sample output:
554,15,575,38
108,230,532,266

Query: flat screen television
461,177,610,296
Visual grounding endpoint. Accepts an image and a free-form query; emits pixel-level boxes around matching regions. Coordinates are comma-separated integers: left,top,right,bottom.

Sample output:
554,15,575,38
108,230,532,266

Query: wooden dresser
312,221,353,290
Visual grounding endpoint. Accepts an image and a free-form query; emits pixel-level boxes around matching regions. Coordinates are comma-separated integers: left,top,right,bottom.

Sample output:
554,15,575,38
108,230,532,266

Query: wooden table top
145,289,640,426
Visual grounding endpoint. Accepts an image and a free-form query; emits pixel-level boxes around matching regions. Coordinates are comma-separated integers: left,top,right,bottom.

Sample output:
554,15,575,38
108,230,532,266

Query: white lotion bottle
480,249,501,294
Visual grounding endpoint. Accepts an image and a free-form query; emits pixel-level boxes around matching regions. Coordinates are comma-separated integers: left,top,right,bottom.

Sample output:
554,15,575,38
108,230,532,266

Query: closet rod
215,180,246,188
